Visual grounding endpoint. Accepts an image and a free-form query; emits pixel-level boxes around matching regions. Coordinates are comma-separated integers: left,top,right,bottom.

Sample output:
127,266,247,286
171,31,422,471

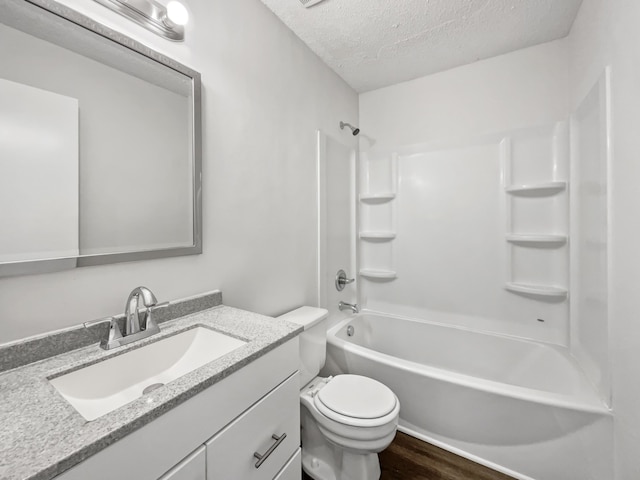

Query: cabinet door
273,449,302,480
206,374,300,480
158,446,206,480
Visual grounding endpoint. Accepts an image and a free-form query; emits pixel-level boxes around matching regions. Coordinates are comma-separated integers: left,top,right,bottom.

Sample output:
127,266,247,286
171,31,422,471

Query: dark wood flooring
303,432,514,480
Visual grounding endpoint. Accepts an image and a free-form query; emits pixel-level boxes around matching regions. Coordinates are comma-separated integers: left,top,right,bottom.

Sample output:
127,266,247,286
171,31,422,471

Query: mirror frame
0,0,202,277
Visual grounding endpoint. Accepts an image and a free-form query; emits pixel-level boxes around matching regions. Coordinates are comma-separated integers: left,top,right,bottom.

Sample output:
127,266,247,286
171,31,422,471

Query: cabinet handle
253,433,287,468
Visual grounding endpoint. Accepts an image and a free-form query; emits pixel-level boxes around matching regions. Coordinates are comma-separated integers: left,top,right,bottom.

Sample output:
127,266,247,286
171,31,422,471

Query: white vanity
56,338,301,480
0,299,302,480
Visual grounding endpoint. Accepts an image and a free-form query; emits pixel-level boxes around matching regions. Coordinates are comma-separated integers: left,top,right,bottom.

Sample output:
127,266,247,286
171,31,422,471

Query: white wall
0,0,358,343
568,0,640,478
358,40,571,344
360,40,569,150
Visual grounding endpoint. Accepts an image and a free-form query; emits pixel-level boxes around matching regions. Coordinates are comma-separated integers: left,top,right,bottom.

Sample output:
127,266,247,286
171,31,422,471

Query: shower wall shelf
359,153,399,289
359,193,396,203
505,283,568,299
502,122,570,304
359,269,397,280
359,232,396,240
506,234,568,246
506,181,567,196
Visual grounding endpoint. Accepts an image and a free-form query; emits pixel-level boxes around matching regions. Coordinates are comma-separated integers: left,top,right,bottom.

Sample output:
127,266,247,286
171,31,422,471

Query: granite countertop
0,305,302,480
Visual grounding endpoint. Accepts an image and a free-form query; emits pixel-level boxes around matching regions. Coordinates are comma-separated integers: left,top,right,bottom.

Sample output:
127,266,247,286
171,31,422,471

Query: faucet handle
335,269,355,291
100,318,123,350
150,301,170,311
141,301,168,333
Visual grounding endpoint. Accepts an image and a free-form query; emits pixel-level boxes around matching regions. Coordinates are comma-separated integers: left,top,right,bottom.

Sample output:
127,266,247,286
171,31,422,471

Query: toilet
279,307,399,480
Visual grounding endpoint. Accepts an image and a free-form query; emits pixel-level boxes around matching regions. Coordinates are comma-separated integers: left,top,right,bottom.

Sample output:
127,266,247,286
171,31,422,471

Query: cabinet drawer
274,449,301,480
206,373,300,480
158,446,205,480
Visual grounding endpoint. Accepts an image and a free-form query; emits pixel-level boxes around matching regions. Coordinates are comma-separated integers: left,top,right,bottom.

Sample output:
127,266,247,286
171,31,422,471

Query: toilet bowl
300,375,400,480
277,307,400,480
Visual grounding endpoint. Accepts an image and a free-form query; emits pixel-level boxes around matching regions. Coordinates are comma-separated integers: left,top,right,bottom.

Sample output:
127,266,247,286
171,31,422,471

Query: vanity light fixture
92,0,190,41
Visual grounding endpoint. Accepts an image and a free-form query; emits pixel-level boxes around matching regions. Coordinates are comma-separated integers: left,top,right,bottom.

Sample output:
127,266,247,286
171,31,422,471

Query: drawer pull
253,433,287,468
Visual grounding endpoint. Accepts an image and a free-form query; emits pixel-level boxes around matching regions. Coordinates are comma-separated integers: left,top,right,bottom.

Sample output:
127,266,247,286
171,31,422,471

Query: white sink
49,326,247,421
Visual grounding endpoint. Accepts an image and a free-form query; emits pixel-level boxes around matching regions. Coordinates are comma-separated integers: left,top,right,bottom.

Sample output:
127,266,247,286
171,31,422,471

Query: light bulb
166,1,189,26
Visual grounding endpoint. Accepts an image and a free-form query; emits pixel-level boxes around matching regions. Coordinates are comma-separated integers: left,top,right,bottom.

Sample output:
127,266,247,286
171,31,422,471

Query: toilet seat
312,374,399,428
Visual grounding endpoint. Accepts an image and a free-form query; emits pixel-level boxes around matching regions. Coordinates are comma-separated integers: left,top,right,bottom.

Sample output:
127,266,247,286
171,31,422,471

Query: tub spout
338,301,360,314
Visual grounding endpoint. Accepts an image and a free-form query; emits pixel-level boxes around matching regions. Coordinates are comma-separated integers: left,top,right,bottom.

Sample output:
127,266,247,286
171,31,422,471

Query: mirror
0,0,202,276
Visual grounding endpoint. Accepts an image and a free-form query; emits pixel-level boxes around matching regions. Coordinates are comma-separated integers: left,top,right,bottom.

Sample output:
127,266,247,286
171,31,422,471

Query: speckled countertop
0,306,302,480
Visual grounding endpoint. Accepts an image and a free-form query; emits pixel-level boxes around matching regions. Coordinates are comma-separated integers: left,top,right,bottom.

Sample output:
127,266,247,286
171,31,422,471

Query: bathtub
325,312,613,480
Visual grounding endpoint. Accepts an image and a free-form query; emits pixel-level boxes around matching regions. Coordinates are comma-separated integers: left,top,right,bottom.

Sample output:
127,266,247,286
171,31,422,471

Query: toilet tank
278,306,328,387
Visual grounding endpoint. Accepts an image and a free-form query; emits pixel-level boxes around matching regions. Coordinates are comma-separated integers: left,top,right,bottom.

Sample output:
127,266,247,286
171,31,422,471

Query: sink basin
49,326,247,421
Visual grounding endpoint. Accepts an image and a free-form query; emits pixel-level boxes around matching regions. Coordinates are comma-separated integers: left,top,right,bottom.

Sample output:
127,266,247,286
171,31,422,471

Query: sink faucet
338,301,360,314
101,286,166,350
125,286,159,336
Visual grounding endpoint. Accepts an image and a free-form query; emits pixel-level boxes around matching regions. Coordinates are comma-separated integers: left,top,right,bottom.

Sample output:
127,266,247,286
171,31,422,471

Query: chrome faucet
125,286,159,335
101,286,166,350
338,301,360,314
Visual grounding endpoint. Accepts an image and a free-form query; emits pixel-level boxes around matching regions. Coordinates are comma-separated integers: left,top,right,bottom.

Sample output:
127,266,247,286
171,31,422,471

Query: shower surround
320,36,612,479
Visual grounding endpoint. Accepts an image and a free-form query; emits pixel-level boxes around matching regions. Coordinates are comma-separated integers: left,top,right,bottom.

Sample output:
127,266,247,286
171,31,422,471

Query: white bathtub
325,312,613,480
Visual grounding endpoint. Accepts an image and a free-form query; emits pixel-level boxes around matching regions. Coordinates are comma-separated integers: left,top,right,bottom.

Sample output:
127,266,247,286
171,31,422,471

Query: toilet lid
315,374,397,420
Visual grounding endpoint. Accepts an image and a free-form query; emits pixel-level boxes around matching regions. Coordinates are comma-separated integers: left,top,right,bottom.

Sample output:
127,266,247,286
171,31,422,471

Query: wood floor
302,432,514,480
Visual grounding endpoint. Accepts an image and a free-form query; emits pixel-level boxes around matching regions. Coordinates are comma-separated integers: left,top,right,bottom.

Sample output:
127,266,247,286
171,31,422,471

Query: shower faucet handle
335,269,355,291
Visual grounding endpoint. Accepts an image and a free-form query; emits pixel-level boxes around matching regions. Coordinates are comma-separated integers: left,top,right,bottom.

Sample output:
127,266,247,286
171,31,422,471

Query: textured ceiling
260,0,583,92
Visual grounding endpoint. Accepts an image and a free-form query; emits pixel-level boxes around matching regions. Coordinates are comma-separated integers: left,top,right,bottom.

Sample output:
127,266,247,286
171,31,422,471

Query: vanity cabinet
274,450,302,480
158,447,206,480
206,373,299,480
55,339,301,480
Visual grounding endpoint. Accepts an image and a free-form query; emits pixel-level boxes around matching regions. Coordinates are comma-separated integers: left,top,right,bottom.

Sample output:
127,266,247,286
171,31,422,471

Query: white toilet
279,307,400,480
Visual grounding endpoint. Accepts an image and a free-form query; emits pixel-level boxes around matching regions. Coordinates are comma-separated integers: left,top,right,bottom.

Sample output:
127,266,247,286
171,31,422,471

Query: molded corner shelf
505,283,568,299
506,181,567,196
359,269,397,280
359,231,396,241
506,234,567,246
359,192,396,203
